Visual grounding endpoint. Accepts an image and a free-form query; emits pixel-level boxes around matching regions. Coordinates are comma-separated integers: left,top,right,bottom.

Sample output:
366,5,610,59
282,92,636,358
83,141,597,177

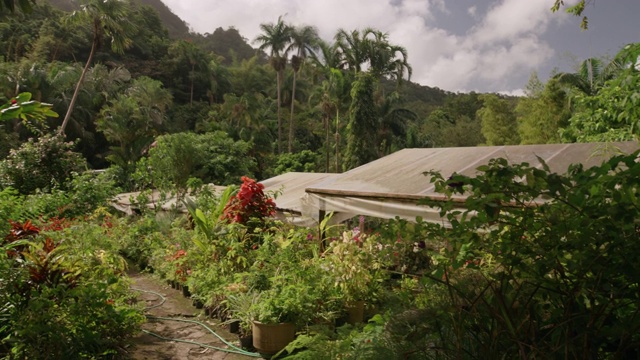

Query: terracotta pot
252,321,295,355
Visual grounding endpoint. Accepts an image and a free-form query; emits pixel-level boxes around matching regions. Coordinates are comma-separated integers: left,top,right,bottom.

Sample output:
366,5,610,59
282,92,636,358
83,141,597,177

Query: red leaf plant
3,220,40,257
222,176,276,225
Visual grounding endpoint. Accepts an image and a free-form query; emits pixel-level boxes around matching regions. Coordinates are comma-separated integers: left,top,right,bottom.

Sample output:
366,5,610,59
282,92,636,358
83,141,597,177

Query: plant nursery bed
127,271,255,360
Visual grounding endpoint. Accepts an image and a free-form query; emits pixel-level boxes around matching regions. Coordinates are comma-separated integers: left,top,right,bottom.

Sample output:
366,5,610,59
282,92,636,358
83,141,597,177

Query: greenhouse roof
260,172,340,226
301,142,639,224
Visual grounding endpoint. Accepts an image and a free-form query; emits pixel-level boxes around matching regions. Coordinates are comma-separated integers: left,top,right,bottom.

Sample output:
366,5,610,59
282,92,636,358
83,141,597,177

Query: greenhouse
113,141,639,226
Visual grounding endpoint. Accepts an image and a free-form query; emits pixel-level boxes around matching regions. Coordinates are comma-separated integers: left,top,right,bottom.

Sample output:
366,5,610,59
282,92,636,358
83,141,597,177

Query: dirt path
127,272,257,360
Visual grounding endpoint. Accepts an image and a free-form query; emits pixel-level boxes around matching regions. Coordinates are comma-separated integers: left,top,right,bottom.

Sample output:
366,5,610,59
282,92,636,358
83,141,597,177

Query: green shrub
415,152,640,358
0,218,144,359
0,171,119,228
135,131,256,194
273,150,318,175
0,188,24,235
0,134,86,194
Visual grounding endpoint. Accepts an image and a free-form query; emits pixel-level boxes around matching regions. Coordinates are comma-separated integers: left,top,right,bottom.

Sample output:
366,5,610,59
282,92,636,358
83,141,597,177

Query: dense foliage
416,151,640,358
0,134,86,194
0,184,142,359
101,148,639,359
1,2,639,359
2,2,638,194
136,131,255,196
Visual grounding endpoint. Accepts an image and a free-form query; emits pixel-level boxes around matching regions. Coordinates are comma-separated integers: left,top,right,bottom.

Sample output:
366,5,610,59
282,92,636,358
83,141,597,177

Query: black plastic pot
228,320,240,334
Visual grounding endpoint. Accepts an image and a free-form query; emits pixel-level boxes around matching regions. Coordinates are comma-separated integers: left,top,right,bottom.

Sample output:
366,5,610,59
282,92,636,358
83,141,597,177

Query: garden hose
130,287,166,310
131,287,261,358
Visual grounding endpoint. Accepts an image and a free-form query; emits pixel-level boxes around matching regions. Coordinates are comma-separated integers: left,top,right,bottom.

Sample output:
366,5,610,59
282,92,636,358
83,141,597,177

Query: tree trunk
59,37,97,135
276,69,282,154
335,109,340,173
325,115,330,172
288,69,297,153
190,63,195,106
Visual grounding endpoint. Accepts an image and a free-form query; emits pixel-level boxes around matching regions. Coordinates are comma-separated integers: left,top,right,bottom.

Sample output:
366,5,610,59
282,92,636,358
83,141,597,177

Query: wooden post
319,210,327,252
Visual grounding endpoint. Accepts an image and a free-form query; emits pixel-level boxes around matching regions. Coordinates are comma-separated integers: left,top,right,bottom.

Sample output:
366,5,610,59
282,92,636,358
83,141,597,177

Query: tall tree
59,0,134,135
343,72,377,171
310,67,347,172
364,29,412,84
285,25,318,153
254,16,292,154
310,41,351,172
554,58,611,98
310,39,343,73
334,27,412,84
335,28,371,74
207,55,232,104
477,94,520,146
516,75,569,144
561,44,640,142
375,91,417,156
167,40,211,106
97,76,172,186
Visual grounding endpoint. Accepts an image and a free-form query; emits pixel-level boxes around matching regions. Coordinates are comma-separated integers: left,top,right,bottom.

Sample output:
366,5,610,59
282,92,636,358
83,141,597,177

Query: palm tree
334,28,371,74
375,91,416,155
309,41,352,172
377,44,412,84
335,27,412,86
557,44,640,97
255,16,292,154
554,58,608,97
285,25,319,152
59,0,134,135
309,69,345,172
168,40,211,106
125,76,173,126
97,76,172,185
553,48,639,112
207,55,232,104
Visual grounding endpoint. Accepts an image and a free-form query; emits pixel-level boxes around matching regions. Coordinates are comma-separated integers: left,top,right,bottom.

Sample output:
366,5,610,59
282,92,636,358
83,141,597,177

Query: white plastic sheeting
300,192,455,225
260,172,344,226
302,142,639,225
110,185,229,215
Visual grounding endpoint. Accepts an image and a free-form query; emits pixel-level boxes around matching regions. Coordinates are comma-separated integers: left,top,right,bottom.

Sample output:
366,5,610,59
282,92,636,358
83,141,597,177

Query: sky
160,0,639,95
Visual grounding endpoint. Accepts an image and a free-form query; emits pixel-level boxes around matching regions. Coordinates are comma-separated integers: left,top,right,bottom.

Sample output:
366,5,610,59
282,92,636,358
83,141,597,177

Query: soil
126,272,257,360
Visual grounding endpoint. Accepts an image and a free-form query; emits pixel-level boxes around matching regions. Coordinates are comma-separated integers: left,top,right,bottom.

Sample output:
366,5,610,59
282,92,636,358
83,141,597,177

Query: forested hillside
1,0,638,193
48,0,190,37
1,2,639,359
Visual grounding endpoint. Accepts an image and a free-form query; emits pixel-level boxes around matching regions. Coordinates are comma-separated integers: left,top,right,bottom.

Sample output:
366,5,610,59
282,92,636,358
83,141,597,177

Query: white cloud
159,0,566,92
467,6,477,18
472,0,555,44
497,88,525,97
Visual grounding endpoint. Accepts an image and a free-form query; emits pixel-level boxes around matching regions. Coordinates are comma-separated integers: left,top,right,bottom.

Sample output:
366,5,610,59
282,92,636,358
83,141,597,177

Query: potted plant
250,280,317,355
224,290,260,350
323,229,388,324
